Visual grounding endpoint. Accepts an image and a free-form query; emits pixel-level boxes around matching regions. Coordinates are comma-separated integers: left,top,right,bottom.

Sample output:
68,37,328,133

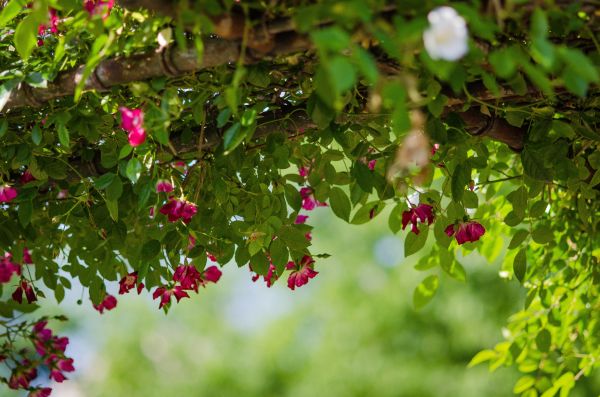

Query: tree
0,0,598,396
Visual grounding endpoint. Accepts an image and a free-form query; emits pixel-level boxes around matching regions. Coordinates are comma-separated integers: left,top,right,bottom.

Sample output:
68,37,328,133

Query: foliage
0,0,598,396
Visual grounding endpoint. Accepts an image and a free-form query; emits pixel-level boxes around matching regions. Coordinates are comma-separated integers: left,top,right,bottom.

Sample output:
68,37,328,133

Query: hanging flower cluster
0,185,18,203
36,8,59,46
118,272,144,295
251,262,279,287
402,204,435,234
153,265,222,309
445,220,486,245
286,255,318,290
93,294,117,314
159,198,198,224
83,0,114,18
300,187,327,211
119,107,146,147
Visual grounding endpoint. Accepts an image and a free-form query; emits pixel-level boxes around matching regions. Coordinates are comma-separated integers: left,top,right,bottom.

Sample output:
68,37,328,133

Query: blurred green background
3,208,600,397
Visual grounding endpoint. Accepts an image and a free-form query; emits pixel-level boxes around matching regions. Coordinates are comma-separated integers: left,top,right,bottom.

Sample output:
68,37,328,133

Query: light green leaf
329,187,351,222
413,275,439,309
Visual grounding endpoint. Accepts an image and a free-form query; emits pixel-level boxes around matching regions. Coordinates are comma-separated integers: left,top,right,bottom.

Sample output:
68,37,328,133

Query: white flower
423,6,469,61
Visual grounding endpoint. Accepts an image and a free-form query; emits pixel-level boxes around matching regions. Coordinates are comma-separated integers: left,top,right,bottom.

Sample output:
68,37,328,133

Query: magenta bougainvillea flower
207,252,218,262
93,294,117,314
156,180,174,193
368,159,377,171
12,280,37,304
119,107,146,147
28,321,73,390
0,185,18,203
286,255,318,290
295,214,309,224
203,266,222,284
251,262,278,287
402,204,435,234
299,187,327,211
23,248,33,264
159,198,197,223
173,265,202,292
29,387,52,397
84,0,115,18
20,170,36,184
0,254,20,283
152,286,190,309
299,166,309,178
445,221,486,244
8,361,37,390
118,272,144,295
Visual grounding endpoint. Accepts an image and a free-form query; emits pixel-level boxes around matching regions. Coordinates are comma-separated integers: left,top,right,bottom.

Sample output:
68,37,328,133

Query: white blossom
423,6,469,61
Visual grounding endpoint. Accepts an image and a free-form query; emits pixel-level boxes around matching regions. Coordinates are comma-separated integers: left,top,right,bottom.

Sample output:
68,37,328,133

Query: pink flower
402,204,435,234
119,107,146,147
0,185,18,202
203,266,222,283
207,252,217,262
305,232,312,241
0,254,20,283
299,166,309,178
84,0,114,19
173,265,202,292
152,286,190,309
118,272,144,294
8,363,37,390
286,255,318,290
159,198,197,223
93,294,117,314
29,388,52,397
368,159,377,171
251,263,278,287
431,143,440,155
187,236,196,250
299,187,327,211
20,170,36,184
23,248,33,264
445,221,486,245
295,215,309,224
50,369,66,383
156,180,174,193
57,189,68,199
12,280,37,304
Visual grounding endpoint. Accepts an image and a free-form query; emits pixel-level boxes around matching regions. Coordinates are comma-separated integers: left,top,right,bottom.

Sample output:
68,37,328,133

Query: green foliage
0,0,599,395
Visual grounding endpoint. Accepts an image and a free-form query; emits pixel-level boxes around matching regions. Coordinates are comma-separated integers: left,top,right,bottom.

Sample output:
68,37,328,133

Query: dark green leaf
329,187,351,222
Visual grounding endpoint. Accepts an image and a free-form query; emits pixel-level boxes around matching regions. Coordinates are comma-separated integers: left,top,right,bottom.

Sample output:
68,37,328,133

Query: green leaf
118,145,133,160
536,329,551,352
440,249,466,282
451,164,471,202
240,109,257,127
413,275,439,310
18,200,33,227
14,15,38,61
106,176,123,201
468,349,497,367
125,158,142,183
57,124,70,148
0,0,26,27
31,124,42,145
404,228,429,257
508,229,529,249
513,376,536,394
54,283,65,304
0,119,7,138
329,187,351,222
388,202,407,234
269,238,289,276
532,226,553,244
327,56,356,94
513,248,527,283
95,173,116,189
223,122,245,154
141,240,161,261
106,199,119,222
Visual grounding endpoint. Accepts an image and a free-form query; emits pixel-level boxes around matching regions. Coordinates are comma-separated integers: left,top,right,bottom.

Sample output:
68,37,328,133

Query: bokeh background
3,207,600,396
